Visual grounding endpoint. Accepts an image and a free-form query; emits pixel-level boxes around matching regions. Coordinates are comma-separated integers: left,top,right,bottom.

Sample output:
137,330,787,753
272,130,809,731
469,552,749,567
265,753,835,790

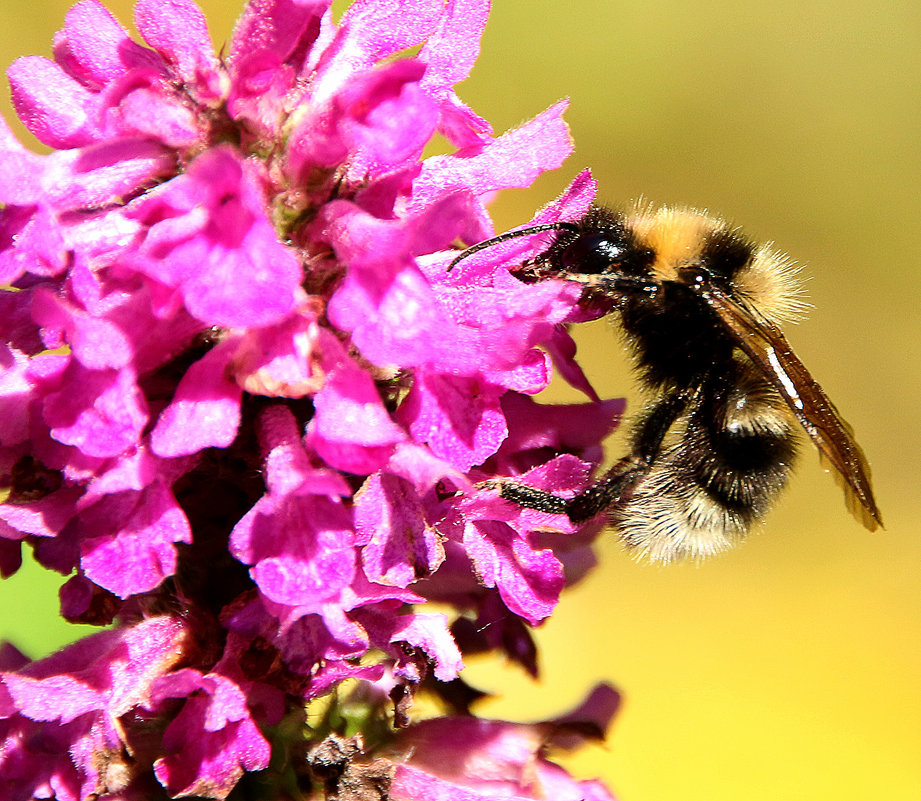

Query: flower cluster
0,0,622,798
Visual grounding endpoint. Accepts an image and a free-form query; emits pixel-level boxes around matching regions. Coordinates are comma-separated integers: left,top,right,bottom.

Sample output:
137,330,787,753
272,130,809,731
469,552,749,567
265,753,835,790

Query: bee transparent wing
701,287,882,530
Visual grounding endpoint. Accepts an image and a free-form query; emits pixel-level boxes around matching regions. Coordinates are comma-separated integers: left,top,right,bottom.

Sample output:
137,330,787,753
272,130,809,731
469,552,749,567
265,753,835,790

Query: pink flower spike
0,0,625,797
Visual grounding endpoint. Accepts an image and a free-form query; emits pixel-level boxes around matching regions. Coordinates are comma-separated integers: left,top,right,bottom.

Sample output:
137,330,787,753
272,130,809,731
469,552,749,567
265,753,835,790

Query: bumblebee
450,203,882,562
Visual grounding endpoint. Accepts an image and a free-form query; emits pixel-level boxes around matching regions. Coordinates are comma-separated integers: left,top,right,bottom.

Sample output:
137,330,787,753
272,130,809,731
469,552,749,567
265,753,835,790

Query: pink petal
31,286,133,371
462,520,564,625
134,0,221,97
340,59,438,171
151,670,270,798
44,362,148,459
398,371,507,471
8,56,99,148
356,472,444,586
257,405,350,499
151,338,243,457
310,360,405,474
391,764,498,801
419,0,490,92
231,310,347,399
230,494,356,608
311,0,443,104
79,446,190,507
80,481,192,597
0,488,81,539
53,0,160,89
389,612,463,682
0,346,32,447
131,148,302,328
411,99,573,212
228,0,326,68
386,441,469,493
3,615,189,721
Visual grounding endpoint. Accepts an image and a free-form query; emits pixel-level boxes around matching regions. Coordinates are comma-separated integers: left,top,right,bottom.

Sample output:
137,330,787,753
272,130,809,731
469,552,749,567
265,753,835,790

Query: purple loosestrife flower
0,0,624,798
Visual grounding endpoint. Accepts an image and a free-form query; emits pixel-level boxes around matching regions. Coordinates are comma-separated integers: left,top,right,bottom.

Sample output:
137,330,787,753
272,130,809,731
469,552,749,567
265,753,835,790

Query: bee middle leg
496,389,693,522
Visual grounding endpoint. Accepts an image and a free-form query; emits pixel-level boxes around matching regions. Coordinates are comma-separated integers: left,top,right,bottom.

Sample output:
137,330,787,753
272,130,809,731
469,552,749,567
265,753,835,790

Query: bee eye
560,232,629,274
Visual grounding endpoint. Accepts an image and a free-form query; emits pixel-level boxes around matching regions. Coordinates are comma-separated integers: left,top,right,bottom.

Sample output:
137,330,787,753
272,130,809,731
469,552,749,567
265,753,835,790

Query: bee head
543,206,655,283
448,203,806,326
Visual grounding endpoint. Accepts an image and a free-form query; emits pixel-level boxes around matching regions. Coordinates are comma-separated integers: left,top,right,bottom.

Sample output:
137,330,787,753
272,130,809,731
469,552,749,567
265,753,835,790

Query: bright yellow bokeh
2,2,918,799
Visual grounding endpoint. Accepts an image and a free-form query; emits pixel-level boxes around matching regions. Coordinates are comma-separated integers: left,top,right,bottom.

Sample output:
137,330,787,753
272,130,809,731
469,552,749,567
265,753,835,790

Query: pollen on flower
0,0,622,798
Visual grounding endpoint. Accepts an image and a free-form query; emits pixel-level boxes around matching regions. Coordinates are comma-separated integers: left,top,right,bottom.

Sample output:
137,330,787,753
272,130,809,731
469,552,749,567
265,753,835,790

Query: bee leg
565,389,692,522
495,482,571,515
562,459,646,522
496,388,693,523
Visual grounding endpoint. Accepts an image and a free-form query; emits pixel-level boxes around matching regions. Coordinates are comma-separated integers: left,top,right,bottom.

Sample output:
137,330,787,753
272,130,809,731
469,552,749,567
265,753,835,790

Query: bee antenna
446,221,578,272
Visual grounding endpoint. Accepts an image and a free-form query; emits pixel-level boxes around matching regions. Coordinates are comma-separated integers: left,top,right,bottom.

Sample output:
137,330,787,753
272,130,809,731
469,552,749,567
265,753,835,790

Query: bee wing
701,287,882,531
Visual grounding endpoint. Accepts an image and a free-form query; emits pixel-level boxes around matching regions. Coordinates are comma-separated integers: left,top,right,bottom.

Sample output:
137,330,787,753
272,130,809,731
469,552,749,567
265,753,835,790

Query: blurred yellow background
1,2,918,799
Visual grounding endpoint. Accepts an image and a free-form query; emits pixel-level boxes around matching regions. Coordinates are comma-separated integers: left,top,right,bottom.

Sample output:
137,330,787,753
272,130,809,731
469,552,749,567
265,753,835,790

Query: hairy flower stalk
0,1,622,798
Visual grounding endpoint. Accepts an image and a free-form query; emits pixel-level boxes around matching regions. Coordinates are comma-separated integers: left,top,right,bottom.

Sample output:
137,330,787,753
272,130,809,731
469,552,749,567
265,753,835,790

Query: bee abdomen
613,374,798,562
